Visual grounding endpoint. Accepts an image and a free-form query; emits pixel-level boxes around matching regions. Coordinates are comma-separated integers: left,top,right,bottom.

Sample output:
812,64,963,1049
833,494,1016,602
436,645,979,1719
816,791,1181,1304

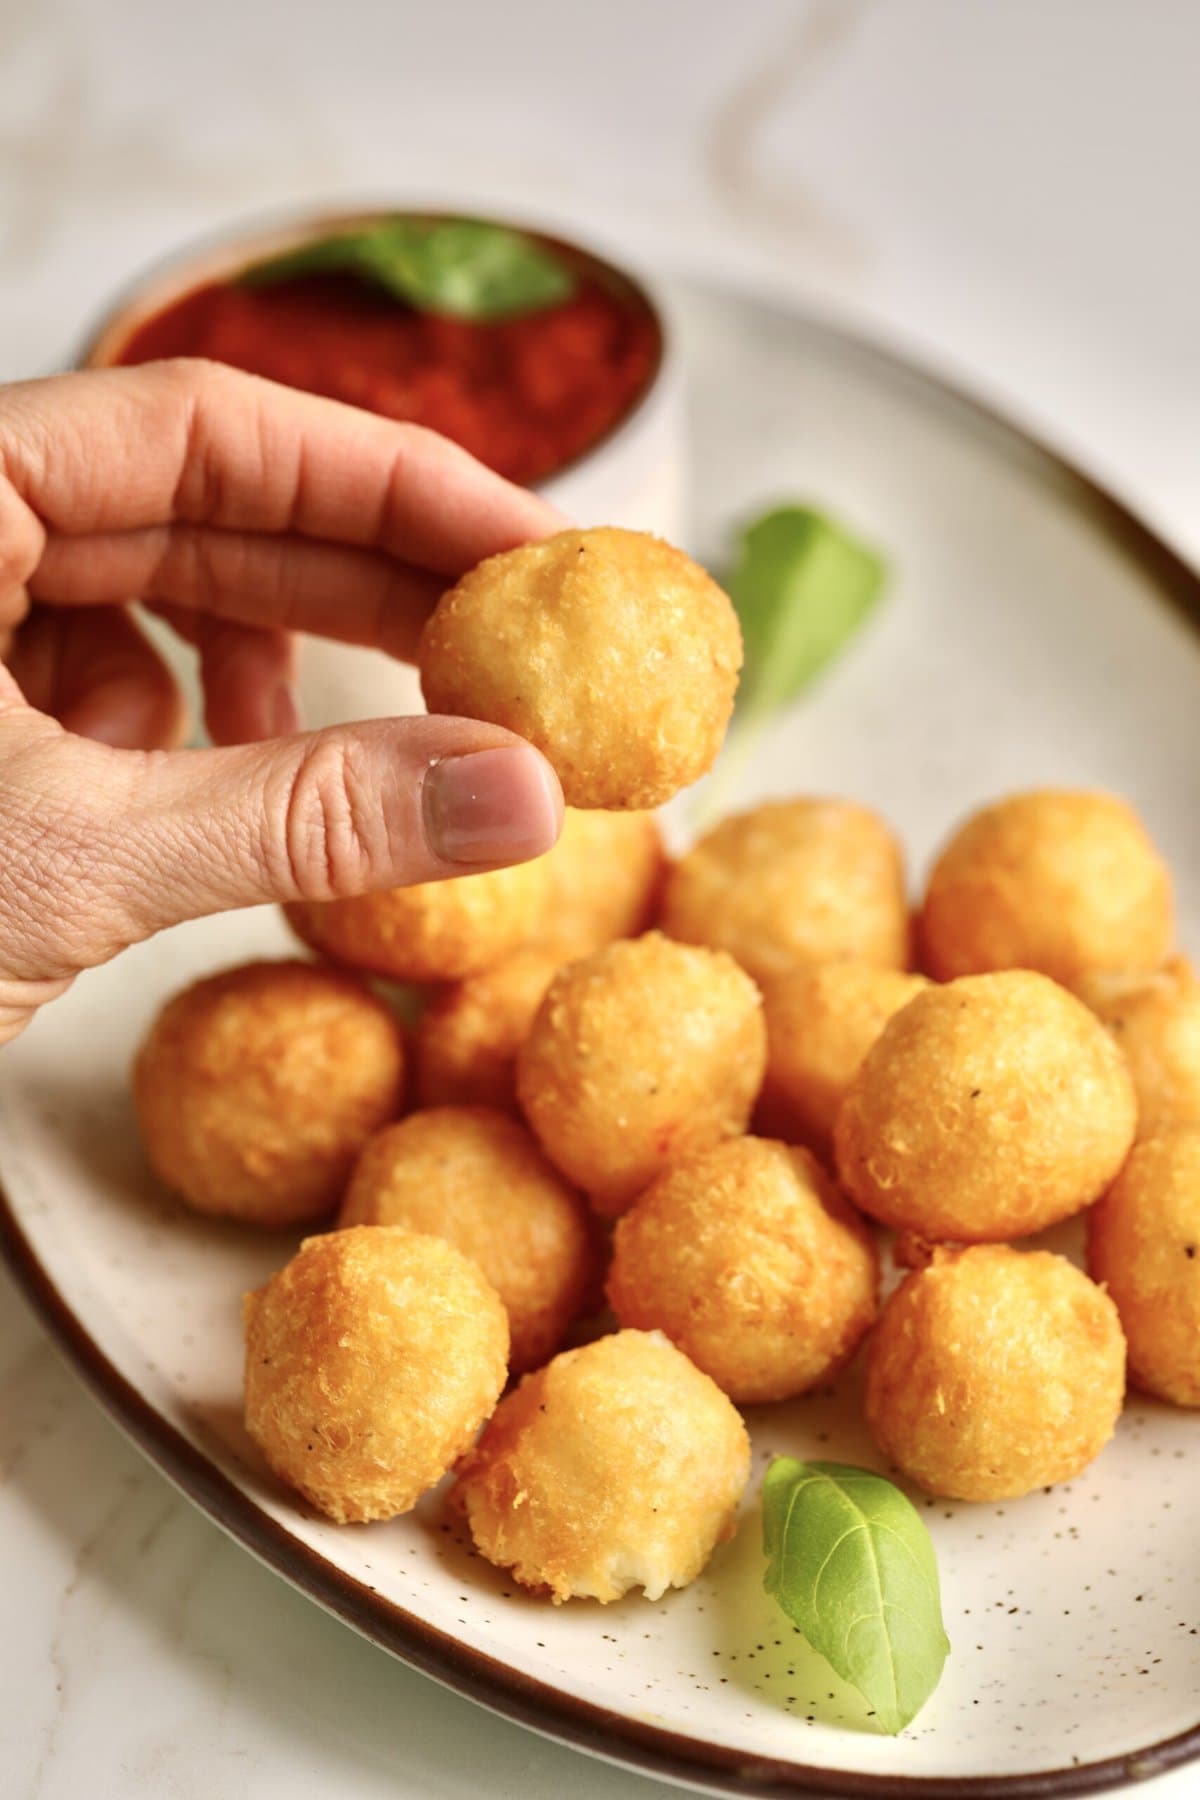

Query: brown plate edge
7,288,1200,1797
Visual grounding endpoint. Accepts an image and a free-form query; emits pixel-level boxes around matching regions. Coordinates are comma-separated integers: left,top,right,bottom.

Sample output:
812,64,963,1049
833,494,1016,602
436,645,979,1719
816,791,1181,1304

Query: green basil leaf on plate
762,1458,950,1736
729,504,887,725
241,218,576,321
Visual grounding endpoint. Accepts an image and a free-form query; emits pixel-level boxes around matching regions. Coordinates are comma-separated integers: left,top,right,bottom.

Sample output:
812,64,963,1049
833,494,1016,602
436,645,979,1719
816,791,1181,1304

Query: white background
1,2,1198,1796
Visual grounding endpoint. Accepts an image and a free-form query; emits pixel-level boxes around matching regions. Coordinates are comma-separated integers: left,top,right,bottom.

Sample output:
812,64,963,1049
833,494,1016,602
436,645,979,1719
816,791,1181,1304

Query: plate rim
6,285,1200,1799
3,1193,1195,1800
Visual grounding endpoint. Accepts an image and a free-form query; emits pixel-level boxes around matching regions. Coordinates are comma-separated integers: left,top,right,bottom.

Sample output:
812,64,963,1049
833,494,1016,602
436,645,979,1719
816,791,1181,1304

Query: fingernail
423,746,562,866
270,682,301,737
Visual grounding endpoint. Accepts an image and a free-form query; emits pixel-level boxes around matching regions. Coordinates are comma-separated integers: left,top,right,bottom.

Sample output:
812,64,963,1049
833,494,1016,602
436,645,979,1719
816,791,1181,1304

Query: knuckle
161,355,237,401
0,722,133,974
273,736,390,902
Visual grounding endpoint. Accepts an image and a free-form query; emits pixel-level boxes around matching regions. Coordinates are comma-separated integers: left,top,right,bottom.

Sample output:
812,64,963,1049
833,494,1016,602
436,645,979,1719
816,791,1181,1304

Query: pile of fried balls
132,527,1200,1606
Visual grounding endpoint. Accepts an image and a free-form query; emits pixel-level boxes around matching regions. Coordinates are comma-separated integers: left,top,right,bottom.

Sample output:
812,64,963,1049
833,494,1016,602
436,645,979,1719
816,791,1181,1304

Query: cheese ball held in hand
453,1329,750,1602
244,1227,508,1522
835,970,1136,1242
662,799,908,984
418,528,742,809
756,962,929,1159
539,808,667,957
608,1138,877,1402
517,932,766,1218
340,1106,595,1374
919,789,1173,985
415,946,562,1112
865,1246,1125,1501
284,855,550,982
1088,1130,1200,1406
1076,957,1200,1140
133,960,404,1227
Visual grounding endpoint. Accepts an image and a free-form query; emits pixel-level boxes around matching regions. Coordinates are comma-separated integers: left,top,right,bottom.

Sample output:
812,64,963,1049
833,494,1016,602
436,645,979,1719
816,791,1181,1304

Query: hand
0,358,565,1045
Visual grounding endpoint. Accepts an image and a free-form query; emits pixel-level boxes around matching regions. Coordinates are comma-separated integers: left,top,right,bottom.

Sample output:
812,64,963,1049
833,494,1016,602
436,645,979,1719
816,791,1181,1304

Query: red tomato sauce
116,272,660,487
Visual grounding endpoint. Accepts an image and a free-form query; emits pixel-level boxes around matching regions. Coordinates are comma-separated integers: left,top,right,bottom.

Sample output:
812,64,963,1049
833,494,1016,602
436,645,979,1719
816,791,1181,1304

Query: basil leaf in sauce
762,1459,949,1736
241,219,576,321
729,504,887,727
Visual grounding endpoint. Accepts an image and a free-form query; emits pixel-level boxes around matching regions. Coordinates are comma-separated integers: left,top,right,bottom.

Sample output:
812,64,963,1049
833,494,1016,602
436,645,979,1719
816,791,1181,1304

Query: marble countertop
2,2,1198,1795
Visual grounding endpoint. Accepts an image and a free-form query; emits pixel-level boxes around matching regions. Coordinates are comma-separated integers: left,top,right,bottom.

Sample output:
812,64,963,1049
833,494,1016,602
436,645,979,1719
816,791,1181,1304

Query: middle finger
28,525,447,665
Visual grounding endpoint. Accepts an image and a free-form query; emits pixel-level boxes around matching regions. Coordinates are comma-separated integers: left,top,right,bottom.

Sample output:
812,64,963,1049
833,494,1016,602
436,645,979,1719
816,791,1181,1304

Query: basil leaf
762,1458,949,1736
729,504,886,726
241,219,576,321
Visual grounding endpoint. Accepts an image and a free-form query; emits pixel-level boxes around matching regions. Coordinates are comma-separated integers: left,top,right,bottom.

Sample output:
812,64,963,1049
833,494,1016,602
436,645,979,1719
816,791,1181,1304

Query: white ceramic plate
3,281,1200,1800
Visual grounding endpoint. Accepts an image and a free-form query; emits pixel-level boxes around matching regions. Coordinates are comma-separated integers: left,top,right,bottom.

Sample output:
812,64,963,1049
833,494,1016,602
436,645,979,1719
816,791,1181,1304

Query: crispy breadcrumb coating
756,961,929,1158
1076,956,1200,1139
419,528,742,809
835,970,1136,1241
516,932,766,1217
1088,1129,1200,1406
662,798,908,984
919,789,1172,984
864,1246,1125,1501
284,857,550,982
608,1138,877,1402
133,960,404,1226
453,1329,750,1601
244,1226,508,1522
340,1106,596,1373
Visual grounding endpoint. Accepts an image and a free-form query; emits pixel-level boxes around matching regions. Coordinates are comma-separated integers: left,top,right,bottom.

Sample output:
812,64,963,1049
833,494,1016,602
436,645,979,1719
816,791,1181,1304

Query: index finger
0,359,566,576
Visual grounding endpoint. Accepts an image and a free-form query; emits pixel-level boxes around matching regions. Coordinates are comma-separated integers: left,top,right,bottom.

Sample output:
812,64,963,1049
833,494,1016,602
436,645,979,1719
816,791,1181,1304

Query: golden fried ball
835,970,1136,1241
339,1106,595,1374
1088,1130,1200,1406
539,807,667,956
756,962,930,1159
516,932,766,1218
284,856,550,982
919,789,1173,985
414,946,563,1112
1076,956,1200,1140
661,799,908,984
864,1246,1125,1500
133,960,404,1226
243,1226,508,1522
607,1138,877,1402
453,1329,749,1601
418,528,742,810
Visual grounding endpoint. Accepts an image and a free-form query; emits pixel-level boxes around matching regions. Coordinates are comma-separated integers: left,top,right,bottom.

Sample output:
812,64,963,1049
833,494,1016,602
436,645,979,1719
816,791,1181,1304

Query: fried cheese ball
414,945,563,1112
919,788,1173,985
1088,1130,1200,1406
453,1329,750,1602
661,799,908,984
864,1246,1126,1500
243,1226,508,1522
516,932,766,1217
418,528,742,809
339,1106,595,1373
133,960,404,1226
756,962,930,1159
607,1138,877,1402
835,970,1136,1241
539,807,667,956
284,856,550,982
1076,956,1200,1139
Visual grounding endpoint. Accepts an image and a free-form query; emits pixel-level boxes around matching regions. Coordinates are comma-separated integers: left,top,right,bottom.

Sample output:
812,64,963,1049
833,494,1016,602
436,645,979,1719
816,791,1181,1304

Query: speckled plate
3,281,1200,1799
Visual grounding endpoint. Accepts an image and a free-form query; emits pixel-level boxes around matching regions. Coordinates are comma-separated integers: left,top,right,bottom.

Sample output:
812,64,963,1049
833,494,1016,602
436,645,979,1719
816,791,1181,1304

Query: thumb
76,713,563,951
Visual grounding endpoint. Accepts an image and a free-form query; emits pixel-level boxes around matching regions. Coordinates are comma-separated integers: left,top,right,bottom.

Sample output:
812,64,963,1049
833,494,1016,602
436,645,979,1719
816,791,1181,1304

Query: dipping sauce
116,268,661,488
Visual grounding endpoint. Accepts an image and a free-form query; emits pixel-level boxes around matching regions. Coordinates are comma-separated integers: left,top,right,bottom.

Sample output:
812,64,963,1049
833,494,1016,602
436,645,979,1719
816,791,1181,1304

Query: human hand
0,358,564,1045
